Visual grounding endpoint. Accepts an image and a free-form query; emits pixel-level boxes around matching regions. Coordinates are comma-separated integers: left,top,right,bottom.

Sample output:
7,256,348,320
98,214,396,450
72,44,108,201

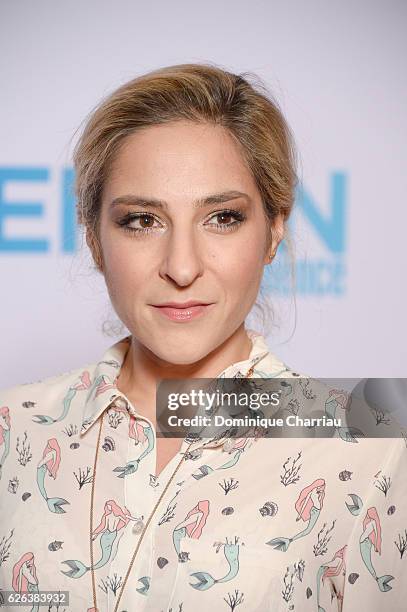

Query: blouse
0,328,406,612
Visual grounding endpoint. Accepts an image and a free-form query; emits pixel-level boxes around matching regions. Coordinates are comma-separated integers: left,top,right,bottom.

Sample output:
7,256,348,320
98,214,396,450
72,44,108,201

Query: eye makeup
114,207,248,236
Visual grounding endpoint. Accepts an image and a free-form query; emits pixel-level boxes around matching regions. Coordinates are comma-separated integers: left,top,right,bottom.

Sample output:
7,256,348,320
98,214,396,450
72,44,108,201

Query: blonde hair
73,62,298,332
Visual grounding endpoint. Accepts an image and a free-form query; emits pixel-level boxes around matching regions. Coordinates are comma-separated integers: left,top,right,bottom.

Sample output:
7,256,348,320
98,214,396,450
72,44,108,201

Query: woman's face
97,120,282,365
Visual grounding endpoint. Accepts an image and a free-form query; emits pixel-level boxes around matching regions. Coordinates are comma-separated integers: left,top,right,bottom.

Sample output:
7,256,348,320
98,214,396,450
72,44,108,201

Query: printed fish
48,540,64,551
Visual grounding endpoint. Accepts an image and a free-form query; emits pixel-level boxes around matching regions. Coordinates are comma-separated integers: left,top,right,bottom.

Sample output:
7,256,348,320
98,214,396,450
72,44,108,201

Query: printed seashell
339,470,352,481
306,587,312,599
132,519,145,535
149,474,159,488
48,540,63,551
259,501,278,517
185,433,202,444
221,506,234,516
70,442,80,450
348,573,359,584
8,477,19,494
22,492,31,501
187,448,203,460
387,505,396,515
157,557,168,569
102,436,116,452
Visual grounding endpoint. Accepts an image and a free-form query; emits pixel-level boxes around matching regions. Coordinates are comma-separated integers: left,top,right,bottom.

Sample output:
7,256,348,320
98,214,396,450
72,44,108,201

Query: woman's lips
151,303,214,322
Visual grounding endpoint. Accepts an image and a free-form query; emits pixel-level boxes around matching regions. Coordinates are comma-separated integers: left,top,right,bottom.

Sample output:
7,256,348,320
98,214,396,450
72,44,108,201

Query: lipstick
151,301,214,322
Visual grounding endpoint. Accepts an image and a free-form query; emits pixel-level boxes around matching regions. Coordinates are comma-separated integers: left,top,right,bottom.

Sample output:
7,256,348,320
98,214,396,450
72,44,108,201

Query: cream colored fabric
0,328,406,611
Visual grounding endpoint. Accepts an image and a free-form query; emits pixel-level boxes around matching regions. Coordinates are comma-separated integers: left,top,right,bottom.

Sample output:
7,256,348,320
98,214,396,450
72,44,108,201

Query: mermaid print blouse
0,328,406,611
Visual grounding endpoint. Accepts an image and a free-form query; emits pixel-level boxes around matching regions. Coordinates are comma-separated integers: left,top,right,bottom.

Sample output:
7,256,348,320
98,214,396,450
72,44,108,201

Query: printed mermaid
324,388,364,443
109,396,153,446
32,370,92,425
113,419,155,478
316,545,347,612
12,552,40,612
359,506,394,592
36,438,70,513
189,536,241,591
192,438,252,480
61,499,142,579
172,500,210,560
266,478,326,551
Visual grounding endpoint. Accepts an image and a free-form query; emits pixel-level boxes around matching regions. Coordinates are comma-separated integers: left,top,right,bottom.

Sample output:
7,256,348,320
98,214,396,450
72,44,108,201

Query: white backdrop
1,0,406,387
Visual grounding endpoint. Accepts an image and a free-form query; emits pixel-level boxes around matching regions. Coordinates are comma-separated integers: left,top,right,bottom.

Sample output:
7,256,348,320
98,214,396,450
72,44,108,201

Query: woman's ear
86,229,104,273
264,213,285,264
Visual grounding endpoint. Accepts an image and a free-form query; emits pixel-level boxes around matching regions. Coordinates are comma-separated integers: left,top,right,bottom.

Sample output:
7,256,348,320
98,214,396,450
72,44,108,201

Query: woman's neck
116,324,253,409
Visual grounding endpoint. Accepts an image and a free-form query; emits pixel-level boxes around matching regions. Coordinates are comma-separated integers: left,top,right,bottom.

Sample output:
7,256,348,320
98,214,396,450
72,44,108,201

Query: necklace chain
90,363,255,612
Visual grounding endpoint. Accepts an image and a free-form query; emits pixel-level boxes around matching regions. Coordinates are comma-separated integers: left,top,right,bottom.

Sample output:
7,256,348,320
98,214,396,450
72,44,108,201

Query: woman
0,63,405,612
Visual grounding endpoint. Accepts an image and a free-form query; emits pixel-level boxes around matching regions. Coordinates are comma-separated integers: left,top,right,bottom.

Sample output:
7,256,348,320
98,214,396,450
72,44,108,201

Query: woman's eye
116,208,246,235
205,209,246,231
117,213,163,234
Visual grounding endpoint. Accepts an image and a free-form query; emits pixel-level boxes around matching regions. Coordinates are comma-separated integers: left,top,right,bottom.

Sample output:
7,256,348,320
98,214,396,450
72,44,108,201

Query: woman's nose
159,227,204,287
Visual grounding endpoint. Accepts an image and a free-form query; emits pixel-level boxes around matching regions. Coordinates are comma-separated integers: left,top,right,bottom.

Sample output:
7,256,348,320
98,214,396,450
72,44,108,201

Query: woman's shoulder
0,335,129,408
251,353,406,447
0,360,98,416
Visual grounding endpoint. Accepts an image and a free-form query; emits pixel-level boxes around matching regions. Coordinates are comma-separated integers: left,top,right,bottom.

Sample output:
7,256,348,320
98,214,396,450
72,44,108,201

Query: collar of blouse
79,328,280,448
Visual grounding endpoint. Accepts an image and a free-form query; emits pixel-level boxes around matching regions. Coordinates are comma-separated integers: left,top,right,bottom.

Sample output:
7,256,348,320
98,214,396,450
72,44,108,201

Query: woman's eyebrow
110,190,251,210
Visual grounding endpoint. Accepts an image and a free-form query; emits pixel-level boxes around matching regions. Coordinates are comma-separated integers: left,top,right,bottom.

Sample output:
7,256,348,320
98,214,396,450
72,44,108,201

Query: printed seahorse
324,388,364,443
36,438,69,513
61,499,140,578
189,536,240,590
32,371,92,424
266,478,325,552
0,406,11,480
316,545,347,612
359,506,394,592
12,552,40,612
173,500,210,558
113,424,155,477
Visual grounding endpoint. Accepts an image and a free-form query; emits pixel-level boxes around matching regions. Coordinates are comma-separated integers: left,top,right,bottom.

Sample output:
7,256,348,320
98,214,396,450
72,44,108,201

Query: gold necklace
90,362,256,612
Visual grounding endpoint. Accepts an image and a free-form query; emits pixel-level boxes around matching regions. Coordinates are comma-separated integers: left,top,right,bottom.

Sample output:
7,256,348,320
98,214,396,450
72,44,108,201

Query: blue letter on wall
0,167,49,252
296,172,347,254
61,167,76,253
